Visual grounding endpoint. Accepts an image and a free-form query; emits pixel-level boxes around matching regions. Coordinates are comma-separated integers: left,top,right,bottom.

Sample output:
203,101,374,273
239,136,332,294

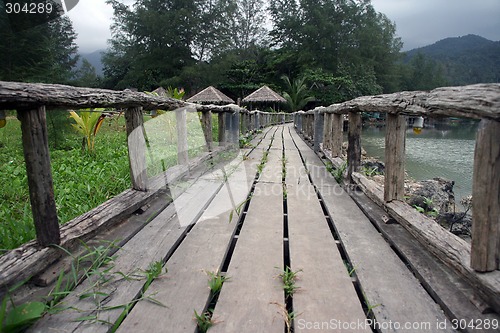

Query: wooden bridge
0,81,499,332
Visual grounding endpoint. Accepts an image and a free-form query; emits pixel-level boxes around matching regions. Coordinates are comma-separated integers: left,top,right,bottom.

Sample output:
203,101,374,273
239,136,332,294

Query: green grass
0,110,221,252
278,266,301,299
0,115,130,252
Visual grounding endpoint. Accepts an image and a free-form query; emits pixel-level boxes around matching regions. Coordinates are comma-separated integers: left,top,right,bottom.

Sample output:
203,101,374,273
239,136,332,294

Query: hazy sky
68,0,500,53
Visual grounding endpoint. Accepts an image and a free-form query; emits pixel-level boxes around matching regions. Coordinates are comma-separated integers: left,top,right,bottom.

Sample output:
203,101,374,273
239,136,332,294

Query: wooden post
323,113,332,150
314,110,324,152
297,112,304,133
125,107,148,191
241,112,248,135
471,119,500,272
176,108,189,165
201,110,213,152
218,112,226,144
17,106,60,246
229,111,240,146
347,111,361,182
331,113,343,157
384,114,406,202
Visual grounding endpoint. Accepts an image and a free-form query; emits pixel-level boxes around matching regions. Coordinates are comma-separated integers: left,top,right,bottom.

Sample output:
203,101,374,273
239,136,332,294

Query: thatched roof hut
242,85,286,104
186,86,235,105
242,85,286,111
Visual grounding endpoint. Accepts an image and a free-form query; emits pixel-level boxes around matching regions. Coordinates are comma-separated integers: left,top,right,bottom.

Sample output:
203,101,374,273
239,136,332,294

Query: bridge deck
29,124,481,333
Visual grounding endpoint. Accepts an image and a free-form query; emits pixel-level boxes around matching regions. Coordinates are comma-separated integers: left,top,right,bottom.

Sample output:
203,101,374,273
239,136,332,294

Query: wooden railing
293,83,500,312
0,81,293,248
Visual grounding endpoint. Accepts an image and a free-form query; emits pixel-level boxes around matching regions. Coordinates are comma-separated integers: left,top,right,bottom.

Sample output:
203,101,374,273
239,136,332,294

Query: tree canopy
102,0,407,107
0,4,79,84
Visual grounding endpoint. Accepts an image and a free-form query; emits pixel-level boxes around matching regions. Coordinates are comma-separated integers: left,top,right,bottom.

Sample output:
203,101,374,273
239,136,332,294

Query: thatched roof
152,87,167,96
186,86,235,104
242,85,286,103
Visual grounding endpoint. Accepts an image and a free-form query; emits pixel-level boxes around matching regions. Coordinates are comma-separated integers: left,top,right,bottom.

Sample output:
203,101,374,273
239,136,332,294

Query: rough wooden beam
176,108,189,165
322,84,500,120
313,110,324,152
201,110,213,151
331,113,343,157
347,111,361,181
384,114,406,202
471,119,500,272
125,107,148,191
17,106,60,246
322,113,331,150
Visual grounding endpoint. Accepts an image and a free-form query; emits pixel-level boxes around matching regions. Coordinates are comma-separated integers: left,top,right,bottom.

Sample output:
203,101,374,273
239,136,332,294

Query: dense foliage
0,3,79,83
102,0,404,105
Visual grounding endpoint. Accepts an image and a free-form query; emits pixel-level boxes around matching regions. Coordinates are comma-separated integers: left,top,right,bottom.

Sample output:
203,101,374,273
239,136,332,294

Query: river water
361,122,479,203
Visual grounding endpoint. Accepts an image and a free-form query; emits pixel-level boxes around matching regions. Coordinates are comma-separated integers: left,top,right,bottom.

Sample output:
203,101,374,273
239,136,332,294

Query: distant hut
242,85,286,111
186,86,235,105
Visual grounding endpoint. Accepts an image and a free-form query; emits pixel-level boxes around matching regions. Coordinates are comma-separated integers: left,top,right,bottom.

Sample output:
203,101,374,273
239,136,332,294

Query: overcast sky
68,0,500,53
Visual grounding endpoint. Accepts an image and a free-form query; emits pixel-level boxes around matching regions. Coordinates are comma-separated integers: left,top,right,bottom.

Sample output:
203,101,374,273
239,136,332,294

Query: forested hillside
404,35,500,87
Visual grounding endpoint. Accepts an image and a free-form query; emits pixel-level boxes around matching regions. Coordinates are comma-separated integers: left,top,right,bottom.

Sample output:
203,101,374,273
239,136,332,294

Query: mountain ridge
404,34,500,85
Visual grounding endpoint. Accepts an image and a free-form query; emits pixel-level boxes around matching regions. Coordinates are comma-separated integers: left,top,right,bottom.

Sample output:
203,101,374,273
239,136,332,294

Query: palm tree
282,75,315,112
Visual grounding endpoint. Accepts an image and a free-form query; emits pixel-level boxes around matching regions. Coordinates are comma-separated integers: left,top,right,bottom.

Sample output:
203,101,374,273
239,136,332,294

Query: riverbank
361,122,478,203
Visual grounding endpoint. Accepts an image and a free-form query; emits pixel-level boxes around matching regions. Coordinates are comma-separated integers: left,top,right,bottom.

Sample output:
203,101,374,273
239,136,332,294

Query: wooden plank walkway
29,124,474,333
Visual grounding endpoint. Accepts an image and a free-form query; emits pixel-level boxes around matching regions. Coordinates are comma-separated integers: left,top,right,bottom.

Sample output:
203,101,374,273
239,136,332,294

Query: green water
361,123,479,203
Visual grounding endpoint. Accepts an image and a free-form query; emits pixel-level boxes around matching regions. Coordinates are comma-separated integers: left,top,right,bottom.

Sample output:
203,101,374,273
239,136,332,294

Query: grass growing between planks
0,240,167,332
0,115,130,252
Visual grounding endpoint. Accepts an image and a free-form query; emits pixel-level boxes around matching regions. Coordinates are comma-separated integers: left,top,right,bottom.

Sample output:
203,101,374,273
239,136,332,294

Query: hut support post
125,107,148,191
347,111,361,182
176,108,189,165
201,110,213,152
331,113,343,157
471,119,500,272
384,114,406,202
314,110,324,153
17,106,60,246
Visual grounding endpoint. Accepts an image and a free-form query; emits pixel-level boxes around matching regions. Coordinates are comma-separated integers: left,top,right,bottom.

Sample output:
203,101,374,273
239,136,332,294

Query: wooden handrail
0,80,294,250
294,83,500,276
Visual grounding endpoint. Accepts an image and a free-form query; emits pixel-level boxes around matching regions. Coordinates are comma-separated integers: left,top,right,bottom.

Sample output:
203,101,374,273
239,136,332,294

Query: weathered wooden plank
351,172,500,315
17,106,60,247
284,140,369,332
258,128,283,184
125,107,148,191
347,111,361,182
210,182,284,333
471,119,500,272
384,114,406,202
347,187,500,333
28,172,226,332
117,156,254,333
291,134,454,332
176,107,189,165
